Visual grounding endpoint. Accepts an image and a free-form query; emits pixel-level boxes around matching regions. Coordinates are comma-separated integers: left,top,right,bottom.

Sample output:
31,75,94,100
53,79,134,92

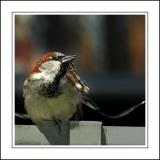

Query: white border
1,1,159,159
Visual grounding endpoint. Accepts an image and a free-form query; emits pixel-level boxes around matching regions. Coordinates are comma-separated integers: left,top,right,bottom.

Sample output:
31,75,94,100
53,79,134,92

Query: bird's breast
24,83,81,123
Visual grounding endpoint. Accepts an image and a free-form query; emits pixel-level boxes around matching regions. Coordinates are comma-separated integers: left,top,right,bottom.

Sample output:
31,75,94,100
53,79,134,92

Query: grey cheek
41,62,53,70
41,61,60,73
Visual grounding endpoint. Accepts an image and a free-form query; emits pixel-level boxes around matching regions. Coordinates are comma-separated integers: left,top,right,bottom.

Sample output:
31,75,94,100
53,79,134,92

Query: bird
23,52,89,133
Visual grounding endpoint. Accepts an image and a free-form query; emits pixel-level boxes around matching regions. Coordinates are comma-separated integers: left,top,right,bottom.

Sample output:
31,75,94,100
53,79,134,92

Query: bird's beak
61,55,76,64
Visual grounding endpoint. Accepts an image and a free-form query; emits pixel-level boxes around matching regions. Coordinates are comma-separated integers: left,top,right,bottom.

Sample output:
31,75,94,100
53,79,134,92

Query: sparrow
23,52,89,131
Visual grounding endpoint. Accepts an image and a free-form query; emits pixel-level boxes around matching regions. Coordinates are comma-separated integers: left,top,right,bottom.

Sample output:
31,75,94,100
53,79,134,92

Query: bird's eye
54,55,64,61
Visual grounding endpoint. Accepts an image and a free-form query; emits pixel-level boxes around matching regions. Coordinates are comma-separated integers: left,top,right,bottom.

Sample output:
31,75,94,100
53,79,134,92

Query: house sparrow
23,52,89,130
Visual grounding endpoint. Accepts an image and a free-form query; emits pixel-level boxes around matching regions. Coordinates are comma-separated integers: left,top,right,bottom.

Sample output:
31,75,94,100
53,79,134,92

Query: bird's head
29,52,76,81
32,52,76,74
26,51,89,94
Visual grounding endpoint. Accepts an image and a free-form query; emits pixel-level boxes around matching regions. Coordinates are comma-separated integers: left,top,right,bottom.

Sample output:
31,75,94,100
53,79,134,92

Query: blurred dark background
15,15,145,126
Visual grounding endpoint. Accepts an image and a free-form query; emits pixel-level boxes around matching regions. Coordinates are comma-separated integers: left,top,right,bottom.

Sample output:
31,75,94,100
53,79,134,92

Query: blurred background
15,15,145,126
